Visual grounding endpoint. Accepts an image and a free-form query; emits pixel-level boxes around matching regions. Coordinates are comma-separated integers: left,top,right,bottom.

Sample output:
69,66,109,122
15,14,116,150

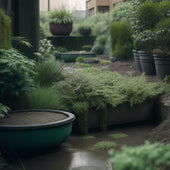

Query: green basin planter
58,52,96,62
0,110,75,151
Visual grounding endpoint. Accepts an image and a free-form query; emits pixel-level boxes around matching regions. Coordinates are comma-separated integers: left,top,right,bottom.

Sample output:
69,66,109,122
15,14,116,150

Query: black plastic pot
138,51,155,75
133,50,142,71
154,55,170,80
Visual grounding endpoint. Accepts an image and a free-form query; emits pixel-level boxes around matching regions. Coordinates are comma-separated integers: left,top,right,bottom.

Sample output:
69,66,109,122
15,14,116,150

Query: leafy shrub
154,18,170,54
92,35,107,54
134,30,156,51
76,55,84,63
110,20,133,59
49,7,73,24
137,0,162,30
0,49,36,107
159,1,170,18
20,87,67,110
0,103,10,118
110,0,142,35
35,61,64,87
109,141,170,170
78,24,91,31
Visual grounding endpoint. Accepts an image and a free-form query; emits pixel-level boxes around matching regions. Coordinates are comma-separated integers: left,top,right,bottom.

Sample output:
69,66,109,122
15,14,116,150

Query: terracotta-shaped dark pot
49,23,73,36
79,29,91,36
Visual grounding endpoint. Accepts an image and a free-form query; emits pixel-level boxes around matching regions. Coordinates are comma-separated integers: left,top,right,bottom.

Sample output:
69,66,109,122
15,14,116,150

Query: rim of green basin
0,109,75,130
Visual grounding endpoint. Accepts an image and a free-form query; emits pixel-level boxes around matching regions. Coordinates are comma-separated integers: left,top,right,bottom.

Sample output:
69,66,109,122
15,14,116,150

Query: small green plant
164,75,170,84
76,63,92,67
0,8,12,49
108,133,128,139
76,55,84,63
99,60,111,64
12,36,32,49
49,7,73,24
0,103,10,118
82,135,95,140
109,141,170,170
110,20,133,59
78,24,91,31
35,61,64,87
94,141,117,150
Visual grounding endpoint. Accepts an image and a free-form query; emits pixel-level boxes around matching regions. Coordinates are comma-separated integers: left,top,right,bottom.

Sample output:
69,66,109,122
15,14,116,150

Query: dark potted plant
78,24,91,36
49,8,73,36
135,30,156,75
153,18,170,80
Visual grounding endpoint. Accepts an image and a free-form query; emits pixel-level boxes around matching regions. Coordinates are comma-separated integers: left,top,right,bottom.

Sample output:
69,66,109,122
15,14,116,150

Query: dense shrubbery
110,21,133,59
109,141,170,170
53,68,169,133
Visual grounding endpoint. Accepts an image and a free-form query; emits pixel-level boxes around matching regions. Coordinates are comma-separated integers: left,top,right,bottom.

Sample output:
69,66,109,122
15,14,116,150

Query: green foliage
11,36,32,49
76,55,84,63
109,141,170,170
164,75,170,84
49,7,73,24
21,87,66,110
0,103,10,118
76,63,92,67
134,30,156,50
154,18,170,53
137,0,162,30
110,0,142,35
108,133,128,139
92,35,107,54
0,8,12,49
99,60,111,64
54,69,169,133
37,38,55,62
110,20,133,59
0,49,36,106
35,61,64,87
94,141,117,150
78,24,91,31
159,0,170,18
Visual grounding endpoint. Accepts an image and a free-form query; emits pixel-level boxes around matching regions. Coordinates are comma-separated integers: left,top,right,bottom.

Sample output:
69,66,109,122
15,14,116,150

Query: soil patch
0,112,67,125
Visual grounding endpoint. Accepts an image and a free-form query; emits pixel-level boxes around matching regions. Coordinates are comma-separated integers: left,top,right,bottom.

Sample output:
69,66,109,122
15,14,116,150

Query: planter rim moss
0,109,75,130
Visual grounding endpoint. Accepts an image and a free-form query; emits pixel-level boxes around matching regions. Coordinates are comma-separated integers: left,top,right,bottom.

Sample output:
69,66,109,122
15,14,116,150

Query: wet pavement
7,123,155,170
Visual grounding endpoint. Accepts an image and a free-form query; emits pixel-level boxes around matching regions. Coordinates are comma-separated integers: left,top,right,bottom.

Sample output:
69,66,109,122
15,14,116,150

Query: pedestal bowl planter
0,110,75,151
49,23,73,36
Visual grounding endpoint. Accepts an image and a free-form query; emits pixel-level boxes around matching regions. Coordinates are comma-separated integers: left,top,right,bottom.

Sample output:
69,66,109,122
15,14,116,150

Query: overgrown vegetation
109,141,170,170
0,49,36,108
54,68,169,133
0,103,10,118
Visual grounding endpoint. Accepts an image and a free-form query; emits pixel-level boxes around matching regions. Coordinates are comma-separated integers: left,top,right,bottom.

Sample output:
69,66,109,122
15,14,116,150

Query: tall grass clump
20,87,67,110
35,61,64,87
110,20,133,59
0,8,12,49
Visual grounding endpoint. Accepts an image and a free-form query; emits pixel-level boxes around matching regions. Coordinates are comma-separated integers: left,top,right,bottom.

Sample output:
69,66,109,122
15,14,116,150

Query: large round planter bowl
79,29,91,36
49,23,73,36
154,55,170,80
0,110,75,151
132,50,142,71
138,51,156,75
